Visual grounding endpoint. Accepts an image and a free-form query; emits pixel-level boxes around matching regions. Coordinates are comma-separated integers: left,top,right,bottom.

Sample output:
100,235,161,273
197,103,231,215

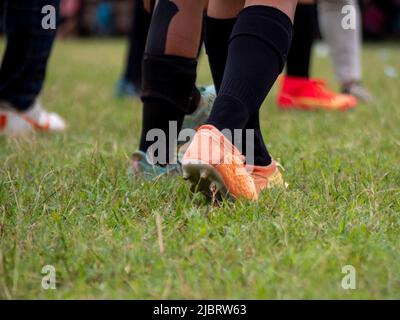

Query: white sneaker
0,101,66,135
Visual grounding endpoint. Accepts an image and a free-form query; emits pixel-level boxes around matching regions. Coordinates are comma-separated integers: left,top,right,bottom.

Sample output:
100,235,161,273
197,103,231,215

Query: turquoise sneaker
129,85,215,180
182,85,216,130
128,151,181,180
114,79,140,98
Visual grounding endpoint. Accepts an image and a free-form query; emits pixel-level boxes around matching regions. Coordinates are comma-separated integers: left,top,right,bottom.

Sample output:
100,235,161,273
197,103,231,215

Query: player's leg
277,0,357,111
0,0,66,135
180,0,218,131
286,0,316,80
205,0,273,169
318,0,374,102
183,0,297,200
205,0,244,92
207,0,297,132
115,0,152,98
132,0,206,176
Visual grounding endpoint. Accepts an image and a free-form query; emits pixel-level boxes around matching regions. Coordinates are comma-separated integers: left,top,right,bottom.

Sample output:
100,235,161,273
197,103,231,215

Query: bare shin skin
158,0,206,58
208,0,245,19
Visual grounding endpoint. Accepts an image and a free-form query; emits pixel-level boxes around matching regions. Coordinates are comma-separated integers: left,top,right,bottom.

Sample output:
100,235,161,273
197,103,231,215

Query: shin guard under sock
139,54,198,163
139,0,203,163
207,6,293,166
286,4,317,78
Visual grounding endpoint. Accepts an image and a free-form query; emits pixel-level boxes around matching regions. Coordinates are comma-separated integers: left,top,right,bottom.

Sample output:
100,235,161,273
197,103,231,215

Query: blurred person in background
318,0,374,102
277,0,374,111
58,0,82,38
114,0,153,98
277,1,357,112
95,0,113,36
361,0,400,39
0,0,66,135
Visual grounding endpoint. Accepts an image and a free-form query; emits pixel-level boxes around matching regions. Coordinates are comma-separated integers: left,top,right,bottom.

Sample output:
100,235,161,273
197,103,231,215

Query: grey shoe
342,83,374,104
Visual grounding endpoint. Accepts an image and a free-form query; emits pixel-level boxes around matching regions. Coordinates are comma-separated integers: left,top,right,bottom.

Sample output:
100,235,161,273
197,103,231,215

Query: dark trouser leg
123,0,151,89
0,0,59,111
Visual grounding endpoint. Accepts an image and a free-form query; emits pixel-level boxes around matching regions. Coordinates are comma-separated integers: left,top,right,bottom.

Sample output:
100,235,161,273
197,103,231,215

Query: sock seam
215,92,247,112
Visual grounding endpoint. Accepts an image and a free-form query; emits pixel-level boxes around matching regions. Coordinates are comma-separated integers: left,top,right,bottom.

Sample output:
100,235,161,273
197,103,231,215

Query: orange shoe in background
277,76,357,111
182,125,258,201
247,161,287,195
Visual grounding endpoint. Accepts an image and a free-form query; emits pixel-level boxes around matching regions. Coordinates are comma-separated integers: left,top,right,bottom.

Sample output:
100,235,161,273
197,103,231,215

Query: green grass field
0,39,399,299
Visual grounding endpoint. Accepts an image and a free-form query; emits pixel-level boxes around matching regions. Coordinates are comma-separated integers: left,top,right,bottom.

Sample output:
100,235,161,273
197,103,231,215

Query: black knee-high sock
286,4,317,78
124,0,151,88
204,15,272,166
245,113,271,166
204,16,236,92
207,6,293,166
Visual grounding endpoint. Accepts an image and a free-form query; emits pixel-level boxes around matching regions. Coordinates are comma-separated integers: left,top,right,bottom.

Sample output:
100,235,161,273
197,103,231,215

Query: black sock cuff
296,3,317,14
231,5,293,71
204,16,236,51
205,15,237,25
141,54,198,114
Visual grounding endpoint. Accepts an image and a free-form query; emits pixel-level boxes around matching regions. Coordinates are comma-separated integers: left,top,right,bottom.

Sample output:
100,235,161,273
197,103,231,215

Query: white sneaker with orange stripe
182,125,258,201
0,101,66,135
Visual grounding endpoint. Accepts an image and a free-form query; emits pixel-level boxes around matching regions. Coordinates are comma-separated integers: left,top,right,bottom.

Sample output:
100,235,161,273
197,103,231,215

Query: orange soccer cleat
182,125,258,201
246,161,287,195
277,76,357,111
